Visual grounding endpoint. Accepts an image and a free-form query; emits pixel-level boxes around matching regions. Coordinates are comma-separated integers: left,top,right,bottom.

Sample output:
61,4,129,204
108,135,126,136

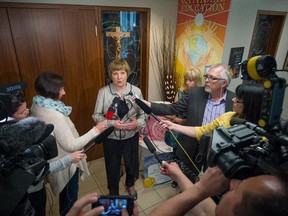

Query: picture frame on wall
228,47,244,78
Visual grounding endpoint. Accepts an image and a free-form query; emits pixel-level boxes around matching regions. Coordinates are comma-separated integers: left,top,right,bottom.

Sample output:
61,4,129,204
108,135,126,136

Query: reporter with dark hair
9,92,90,216
149,162,288,216
31,71,108,215
11,93,30,122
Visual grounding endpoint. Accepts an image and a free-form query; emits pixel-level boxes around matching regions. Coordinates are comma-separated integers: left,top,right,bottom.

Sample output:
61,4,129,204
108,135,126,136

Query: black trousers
103,133,139,195
28,184,46,216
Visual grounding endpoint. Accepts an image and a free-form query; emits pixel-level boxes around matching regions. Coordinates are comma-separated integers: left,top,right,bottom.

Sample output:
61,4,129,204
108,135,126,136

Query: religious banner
175,0,231,88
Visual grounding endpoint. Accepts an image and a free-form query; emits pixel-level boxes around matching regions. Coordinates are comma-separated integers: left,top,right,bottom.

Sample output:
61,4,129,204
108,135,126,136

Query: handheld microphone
143,136,162,164
83,126,115,154
106,106,116,120
135,98,161,122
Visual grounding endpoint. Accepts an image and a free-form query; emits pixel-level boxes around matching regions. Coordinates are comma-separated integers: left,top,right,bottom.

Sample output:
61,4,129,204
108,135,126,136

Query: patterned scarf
32,95,72,116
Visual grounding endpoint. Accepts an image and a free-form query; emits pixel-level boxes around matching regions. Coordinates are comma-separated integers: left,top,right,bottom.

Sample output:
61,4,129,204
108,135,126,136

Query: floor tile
46,157,187,215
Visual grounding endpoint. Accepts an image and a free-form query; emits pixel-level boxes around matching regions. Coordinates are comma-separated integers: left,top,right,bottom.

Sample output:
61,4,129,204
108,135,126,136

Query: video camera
0,82,58,216
207,55,288,180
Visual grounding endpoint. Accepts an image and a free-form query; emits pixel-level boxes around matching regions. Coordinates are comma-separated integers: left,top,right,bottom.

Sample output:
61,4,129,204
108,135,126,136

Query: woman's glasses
232,97,243,103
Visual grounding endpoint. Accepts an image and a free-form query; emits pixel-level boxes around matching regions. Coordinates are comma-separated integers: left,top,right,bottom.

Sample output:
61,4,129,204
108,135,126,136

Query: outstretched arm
150,167,228,216
160,120,196,138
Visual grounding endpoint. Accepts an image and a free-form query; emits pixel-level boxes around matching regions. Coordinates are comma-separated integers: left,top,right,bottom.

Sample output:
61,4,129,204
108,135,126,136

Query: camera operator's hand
67,193,139,216
196,166,229,197
69,151,86,163
66,193,104,216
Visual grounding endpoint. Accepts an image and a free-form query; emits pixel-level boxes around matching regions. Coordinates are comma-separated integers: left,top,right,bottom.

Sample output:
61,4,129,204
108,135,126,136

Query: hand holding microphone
94,121,108,133
84,107,115,154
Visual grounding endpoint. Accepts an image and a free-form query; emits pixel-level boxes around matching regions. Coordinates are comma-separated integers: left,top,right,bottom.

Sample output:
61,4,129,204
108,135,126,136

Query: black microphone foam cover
230,117,246,126
94,126,115,144
135,98,152,114
143,136,156,154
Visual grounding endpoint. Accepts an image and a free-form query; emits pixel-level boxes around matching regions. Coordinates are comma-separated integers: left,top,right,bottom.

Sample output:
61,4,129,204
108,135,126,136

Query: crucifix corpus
106,27,130,59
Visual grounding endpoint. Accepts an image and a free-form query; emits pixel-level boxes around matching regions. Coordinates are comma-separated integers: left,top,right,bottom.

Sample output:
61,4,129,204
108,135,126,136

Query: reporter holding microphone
92,59,145,198
31,71,108,215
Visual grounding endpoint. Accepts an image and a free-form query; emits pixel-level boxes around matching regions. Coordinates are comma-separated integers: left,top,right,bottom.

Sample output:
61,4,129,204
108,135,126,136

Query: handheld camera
207,55,288,180
0,82,58,216
92,195,134,216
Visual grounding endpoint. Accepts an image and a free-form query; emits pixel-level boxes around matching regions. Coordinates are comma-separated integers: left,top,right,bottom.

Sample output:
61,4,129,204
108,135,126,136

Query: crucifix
106,27,130,59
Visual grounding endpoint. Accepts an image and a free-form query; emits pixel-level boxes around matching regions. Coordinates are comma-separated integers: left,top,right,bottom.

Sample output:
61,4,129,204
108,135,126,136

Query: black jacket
151,87,235,173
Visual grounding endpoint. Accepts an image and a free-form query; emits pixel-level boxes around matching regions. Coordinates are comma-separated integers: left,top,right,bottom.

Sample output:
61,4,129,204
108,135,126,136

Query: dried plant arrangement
151,21,177,103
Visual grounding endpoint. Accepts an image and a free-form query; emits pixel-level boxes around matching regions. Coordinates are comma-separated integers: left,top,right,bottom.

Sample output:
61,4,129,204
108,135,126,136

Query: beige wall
2,0,288,118
224,0,288,118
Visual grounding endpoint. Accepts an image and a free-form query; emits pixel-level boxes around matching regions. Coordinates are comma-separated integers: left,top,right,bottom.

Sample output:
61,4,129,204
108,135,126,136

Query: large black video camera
0,82,58,216
207,55,288,180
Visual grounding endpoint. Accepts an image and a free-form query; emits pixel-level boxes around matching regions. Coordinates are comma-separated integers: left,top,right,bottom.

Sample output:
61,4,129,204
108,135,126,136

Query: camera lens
217,151,253,180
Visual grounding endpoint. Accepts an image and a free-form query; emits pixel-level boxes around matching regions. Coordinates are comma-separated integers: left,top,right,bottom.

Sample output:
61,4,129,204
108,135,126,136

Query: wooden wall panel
0,8,21,86
8,7,104,160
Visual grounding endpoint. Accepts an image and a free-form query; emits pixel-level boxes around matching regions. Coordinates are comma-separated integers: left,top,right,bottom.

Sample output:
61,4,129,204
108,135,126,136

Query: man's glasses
204,75,225,81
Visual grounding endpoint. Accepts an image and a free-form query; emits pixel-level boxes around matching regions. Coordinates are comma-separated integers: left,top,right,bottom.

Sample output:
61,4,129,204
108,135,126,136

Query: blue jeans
59,168,79,216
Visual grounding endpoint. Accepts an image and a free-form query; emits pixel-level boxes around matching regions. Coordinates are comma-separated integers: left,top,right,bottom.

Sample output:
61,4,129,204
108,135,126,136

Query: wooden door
0,3,150,161
6,6,105,160
0,8,21,85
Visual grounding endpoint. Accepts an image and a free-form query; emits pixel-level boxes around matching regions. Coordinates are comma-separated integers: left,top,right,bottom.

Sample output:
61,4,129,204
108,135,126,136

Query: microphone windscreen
94,126,115,144
230,117,246,126
106,106,116,120
135,98,152,114
143,136,156,153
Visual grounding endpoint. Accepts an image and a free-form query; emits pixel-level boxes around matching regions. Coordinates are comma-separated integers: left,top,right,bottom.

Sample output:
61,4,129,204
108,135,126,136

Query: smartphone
92,195,134,215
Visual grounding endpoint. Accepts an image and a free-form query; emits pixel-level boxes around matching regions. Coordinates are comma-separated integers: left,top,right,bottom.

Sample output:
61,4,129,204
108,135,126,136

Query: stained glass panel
102,11,141,86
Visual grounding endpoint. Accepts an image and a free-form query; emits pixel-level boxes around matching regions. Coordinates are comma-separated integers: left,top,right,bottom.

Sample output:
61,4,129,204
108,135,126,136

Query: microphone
0,117,54,156
143,136,162,164
106,106,116,120
0,81,27,93
135,98,161,122
230,117,268,136
83,126,115,153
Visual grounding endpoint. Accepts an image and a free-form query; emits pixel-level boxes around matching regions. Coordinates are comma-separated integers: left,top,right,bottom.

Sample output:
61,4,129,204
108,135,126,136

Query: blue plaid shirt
202,92,227,125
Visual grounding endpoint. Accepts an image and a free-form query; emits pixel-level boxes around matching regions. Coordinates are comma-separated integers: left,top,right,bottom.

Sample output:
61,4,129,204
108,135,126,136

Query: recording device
0,83,58,216
91,195,134,216
207,55,288,180
143,136,162,164
240,55,286,130
84,126,115,153
84,96,132,153
106,106,117,120
135,98,161,122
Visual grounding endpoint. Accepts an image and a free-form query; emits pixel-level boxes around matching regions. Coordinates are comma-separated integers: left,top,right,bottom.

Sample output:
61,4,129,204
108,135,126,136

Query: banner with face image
175,0,231,88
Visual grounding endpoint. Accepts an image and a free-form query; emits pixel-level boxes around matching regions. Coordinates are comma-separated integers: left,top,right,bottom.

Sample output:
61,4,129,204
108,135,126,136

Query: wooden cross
106,27,130,59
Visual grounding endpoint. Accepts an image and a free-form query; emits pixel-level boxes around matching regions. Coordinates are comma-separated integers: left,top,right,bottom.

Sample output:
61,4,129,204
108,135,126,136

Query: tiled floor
45,157,194,215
